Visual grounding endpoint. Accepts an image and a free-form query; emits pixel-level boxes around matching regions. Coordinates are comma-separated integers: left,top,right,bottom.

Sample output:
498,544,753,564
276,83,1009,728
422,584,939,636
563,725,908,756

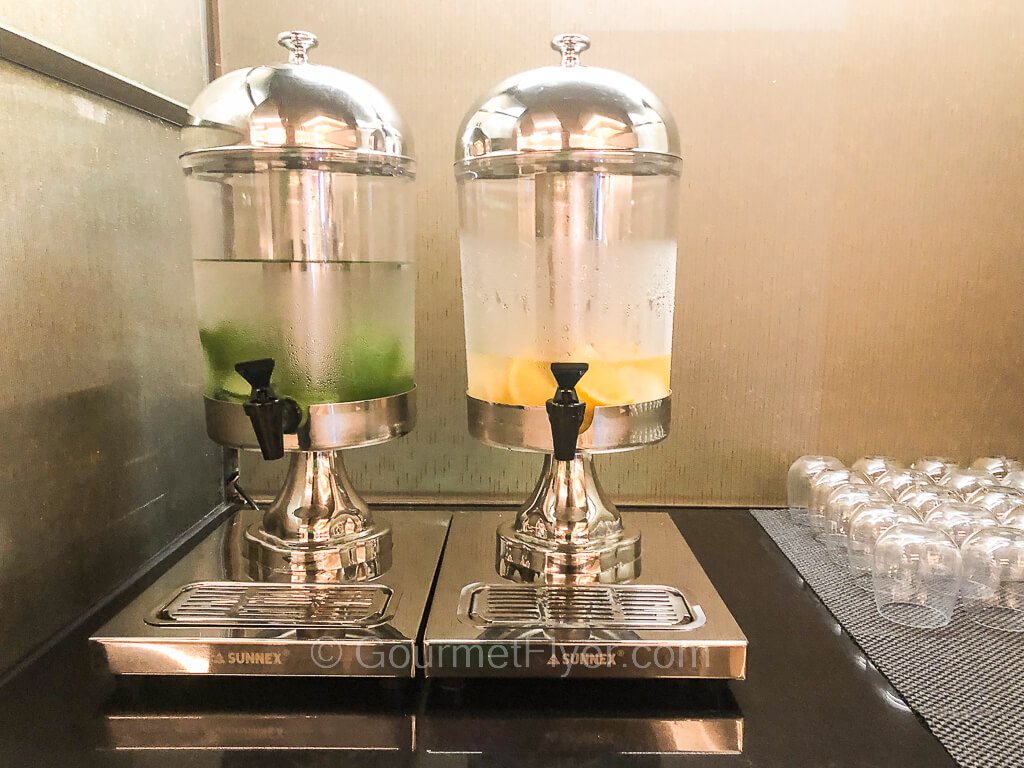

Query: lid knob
277,30,319,64
551,33,590,67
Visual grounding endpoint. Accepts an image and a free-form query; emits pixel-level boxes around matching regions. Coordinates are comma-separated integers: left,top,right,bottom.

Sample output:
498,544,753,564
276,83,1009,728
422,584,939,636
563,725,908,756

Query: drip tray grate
463,584,693,629
148,581,392,628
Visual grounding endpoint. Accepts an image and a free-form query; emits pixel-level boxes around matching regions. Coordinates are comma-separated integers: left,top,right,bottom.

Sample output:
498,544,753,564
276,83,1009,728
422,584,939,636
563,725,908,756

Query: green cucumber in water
343,328,414,401
199,323,274,402
199,322,412,406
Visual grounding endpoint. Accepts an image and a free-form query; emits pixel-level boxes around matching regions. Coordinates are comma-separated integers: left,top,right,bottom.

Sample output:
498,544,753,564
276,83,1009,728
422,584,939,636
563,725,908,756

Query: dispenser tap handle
234,358,301,461
550,362,589,397
546,362,589,461
235,358,275,397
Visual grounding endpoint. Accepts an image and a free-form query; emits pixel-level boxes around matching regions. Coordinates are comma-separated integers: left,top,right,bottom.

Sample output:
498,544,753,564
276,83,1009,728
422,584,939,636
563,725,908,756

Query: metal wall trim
203,0,222,83
0,23,188,126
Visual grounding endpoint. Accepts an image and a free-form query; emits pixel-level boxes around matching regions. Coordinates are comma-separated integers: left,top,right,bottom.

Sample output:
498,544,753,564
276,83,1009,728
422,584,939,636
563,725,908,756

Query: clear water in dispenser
194,259,414,408
185,164,415,410
459,161,679,411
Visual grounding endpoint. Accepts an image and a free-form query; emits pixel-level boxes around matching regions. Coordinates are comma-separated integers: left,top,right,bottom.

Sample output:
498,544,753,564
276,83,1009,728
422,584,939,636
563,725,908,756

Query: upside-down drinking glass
873,523,963,628
848,502,918,590
807,469,870,532
960,527,1024,633
967,486,1024,522
897,485,961,520
942,468,999,499
787,455,845,522
1002,470,1024,491
910,457,958,484
875,469,931,500
822,485,891,563
925,502,1000,547
852,455,904,482
970,456,1023,481
1004,508,1024,531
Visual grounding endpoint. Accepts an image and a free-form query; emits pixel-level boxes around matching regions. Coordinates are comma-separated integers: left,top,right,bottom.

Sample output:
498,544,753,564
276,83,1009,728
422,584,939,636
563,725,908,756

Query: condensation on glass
455,35,682,412
180,32,416,411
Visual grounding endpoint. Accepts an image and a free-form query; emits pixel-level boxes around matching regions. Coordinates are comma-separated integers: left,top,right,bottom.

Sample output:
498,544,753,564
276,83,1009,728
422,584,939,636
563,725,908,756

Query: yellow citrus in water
507,357,556,406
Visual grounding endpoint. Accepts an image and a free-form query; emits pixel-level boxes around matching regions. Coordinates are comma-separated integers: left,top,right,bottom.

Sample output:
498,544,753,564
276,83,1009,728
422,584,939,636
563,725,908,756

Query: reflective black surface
0,508,958,766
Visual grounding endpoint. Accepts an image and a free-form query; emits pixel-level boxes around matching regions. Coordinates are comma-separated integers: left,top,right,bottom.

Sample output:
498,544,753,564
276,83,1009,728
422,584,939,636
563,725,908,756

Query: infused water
194,259,414,408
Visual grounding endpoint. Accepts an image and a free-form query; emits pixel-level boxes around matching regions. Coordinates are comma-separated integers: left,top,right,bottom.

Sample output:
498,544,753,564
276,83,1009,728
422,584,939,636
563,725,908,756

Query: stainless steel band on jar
467,394,670,454
205,389,416,452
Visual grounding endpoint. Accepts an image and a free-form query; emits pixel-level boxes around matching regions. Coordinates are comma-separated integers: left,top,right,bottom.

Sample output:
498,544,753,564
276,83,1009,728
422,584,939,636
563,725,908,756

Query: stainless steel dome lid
455,34,680,176
181,31,414,176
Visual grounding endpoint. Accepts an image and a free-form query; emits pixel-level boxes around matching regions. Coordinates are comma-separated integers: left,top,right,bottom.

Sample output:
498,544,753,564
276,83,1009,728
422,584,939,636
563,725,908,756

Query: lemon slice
575,360,632,407
619,365,669,402
579,406,595,434
507,357,556,405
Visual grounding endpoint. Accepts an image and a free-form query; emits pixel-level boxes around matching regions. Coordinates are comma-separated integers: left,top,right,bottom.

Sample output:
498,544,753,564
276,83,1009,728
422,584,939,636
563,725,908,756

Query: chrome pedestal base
468,393,671,585
497,452,640,584
243,451,392,581
245,523,393,581
497,523,640,584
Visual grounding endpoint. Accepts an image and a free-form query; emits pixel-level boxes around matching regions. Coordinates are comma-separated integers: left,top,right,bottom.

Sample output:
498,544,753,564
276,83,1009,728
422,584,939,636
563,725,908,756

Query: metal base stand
244,451,392,581
497,452,640,584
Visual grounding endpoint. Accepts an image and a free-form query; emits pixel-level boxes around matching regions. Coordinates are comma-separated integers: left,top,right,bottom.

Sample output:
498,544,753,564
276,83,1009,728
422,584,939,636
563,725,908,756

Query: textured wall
219,0,1024,506
0,16,218,673
0,0,208,102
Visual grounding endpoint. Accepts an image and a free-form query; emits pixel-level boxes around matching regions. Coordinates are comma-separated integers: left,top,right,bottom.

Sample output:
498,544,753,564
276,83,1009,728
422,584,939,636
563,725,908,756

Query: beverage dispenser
424,35,746,679
91,32,450,677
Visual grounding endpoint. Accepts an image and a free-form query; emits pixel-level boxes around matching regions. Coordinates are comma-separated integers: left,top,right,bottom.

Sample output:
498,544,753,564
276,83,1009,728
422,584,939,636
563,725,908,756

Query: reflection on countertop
0,508,957,767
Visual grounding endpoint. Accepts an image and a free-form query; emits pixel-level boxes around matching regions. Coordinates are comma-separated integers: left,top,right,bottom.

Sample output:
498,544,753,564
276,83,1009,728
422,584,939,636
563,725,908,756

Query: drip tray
149,582,393,628
464,584,699,629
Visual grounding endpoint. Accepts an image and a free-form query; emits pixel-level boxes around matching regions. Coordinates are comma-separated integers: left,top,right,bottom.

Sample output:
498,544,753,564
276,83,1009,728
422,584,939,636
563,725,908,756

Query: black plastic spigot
234,358,301,461
546,362,589,462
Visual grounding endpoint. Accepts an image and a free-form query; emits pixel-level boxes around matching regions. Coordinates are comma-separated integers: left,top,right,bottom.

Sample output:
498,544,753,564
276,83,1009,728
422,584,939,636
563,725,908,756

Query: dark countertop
0,508,957,767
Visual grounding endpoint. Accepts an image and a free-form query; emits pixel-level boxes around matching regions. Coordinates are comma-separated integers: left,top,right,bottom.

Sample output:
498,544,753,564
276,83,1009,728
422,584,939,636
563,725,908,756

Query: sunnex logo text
547,648,617,668
212,651,285,665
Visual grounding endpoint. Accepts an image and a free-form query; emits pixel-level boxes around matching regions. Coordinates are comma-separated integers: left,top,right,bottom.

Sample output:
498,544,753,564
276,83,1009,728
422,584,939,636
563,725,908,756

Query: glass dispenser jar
456,34,681,583
457,34,680,422
182,31,415,458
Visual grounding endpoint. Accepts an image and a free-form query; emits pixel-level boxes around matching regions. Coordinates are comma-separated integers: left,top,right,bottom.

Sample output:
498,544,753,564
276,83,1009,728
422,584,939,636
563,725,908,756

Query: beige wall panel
219,0,1024,506
815,4,1024,470
0,63,220,674
0,0,208,102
